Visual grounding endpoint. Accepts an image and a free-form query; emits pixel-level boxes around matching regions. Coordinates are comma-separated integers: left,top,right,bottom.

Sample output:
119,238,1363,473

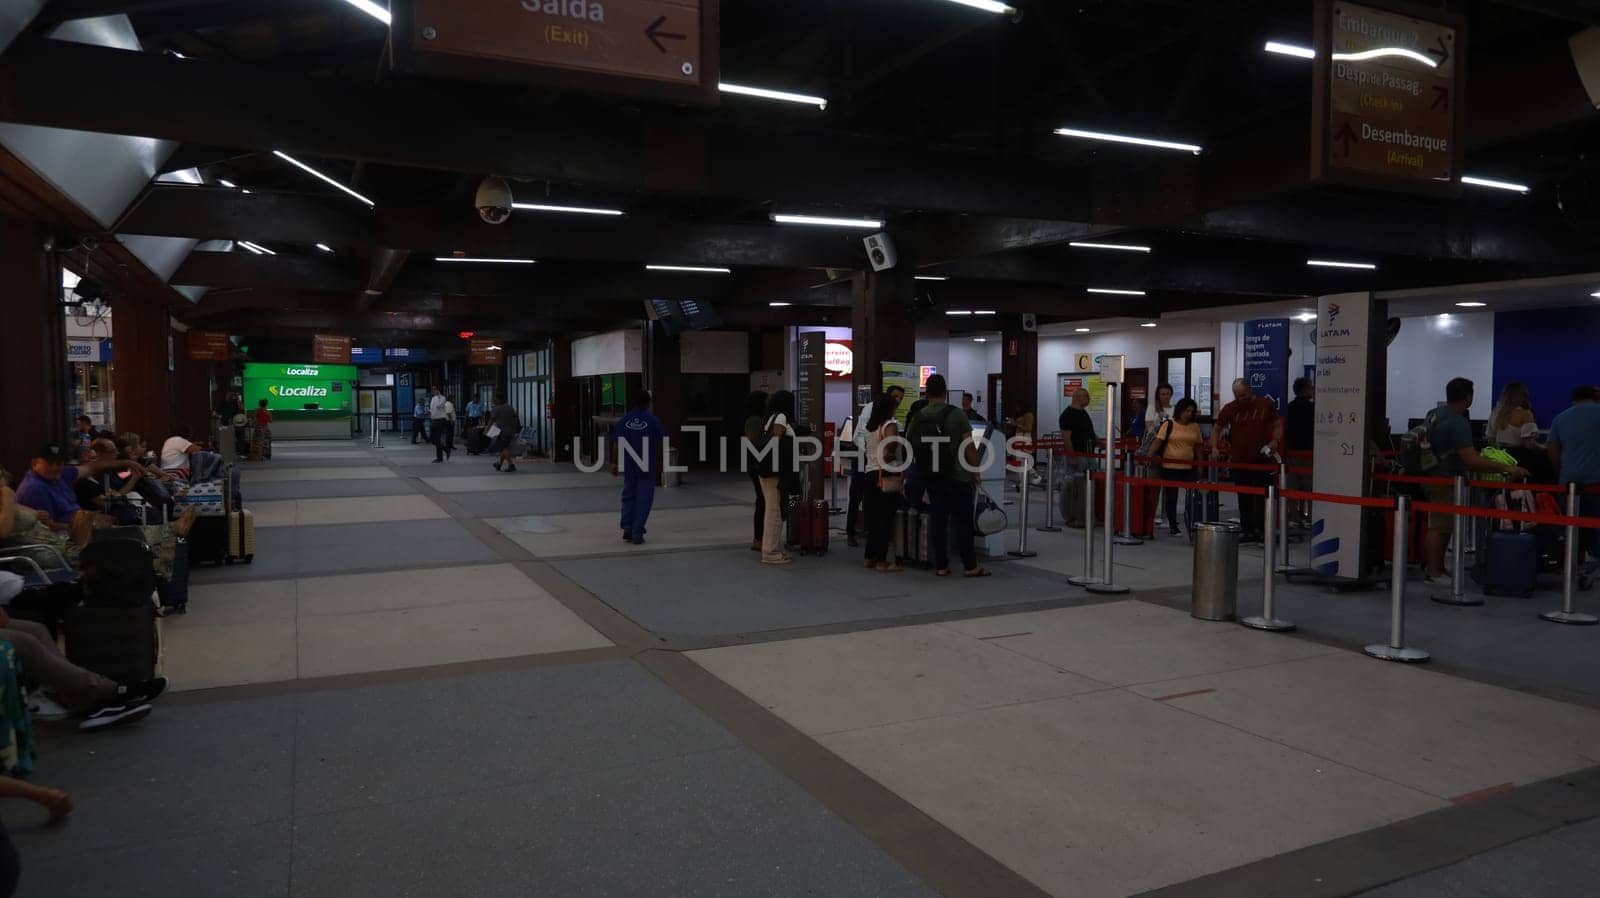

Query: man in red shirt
1210,378,1280,542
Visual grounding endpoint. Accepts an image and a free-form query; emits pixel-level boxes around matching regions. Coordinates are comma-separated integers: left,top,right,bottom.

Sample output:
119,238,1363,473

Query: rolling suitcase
913,510,933,567
464,426,490,455
65,603,159,684
1476,530,1539,596
227,510,256,565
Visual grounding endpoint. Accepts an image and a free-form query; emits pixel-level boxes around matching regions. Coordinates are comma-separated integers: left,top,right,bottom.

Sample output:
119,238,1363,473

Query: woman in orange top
250,399,273,460
1154,398,1202,535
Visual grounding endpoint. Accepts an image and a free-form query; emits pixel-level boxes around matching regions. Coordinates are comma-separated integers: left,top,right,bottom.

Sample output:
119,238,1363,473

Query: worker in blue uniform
609,390,667,546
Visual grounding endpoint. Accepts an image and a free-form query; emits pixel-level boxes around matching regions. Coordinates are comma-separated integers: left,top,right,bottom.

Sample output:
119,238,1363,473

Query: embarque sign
1312,1,1462,190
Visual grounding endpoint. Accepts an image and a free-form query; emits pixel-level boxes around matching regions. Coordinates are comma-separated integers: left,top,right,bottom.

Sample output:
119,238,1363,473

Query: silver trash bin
1191,522,1241,621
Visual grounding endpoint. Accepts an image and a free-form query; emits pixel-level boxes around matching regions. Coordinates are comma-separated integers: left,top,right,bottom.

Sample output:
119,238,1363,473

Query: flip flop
962,567,992,578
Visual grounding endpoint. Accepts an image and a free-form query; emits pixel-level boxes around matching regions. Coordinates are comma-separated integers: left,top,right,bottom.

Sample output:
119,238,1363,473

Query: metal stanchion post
1365,495,1430,661
1037,449,1060,532
1068,470,1100,586
1541,483,1598,625
1010,456,1037,558
1243,485,1295,632
1433,475,1481,606
1115,447,1143,546
1087,385,1130,595
1275,462,1292,572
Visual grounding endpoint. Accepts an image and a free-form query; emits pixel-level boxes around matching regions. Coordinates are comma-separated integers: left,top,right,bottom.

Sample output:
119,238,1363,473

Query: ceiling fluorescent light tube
943,0,1017,14
945,310,973,316
1087,287,1145,296
1054,127,1201,155
770,213,884,229
238,241,275,255
1460,175,1530,193
718,82,828,110
434,257,537,264
1069,241,1152,253
1307,259,1377,270
339,0,392,25
237,242,263,255
272,150,376,207
513,202,625,216
315,243,334,253
1264,41,1316,59
973,310,996,315
646,265,732,274
914,275,949,281
769,301,792,307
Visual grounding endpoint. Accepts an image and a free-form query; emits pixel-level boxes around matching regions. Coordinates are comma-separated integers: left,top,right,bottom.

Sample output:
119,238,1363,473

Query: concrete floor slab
1355,823,1600,898
292,660,740,816
290,747,934,898
691,623,1108,735
448,484,734,518
422,471,614,492
244,466,398,482
249,493,447,528
182,578,298,625
821,688,1443,898
1125,651,1600,800
293,562,539,616
191,518,499,583
161,617,299,691
939,600,1340,686
17,819,293,898
247,478,419,501
295,595,611,679
554,545,1088,640
491,503,753,557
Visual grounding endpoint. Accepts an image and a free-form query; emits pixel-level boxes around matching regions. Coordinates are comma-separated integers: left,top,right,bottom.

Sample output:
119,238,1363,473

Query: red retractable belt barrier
1106,472,1269,497
1372,472,1600,495
1412,501,1600,530
1281,489,1398,509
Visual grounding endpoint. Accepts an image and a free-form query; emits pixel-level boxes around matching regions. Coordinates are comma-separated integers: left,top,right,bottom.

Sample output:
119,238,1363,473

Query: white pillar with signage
1311,292,1382,580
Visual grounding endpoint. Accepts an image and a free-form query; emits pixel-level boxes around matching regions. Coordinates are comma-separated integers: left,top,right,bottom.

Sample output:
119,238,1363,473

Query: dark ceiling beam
0,38,1088,218
360,247,409,310
119,186,375,246
172,250,364,290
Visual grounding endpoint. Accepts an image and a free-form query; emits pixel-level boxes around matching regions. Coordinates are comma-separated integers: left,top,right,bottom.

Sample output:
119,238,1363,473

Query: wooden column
111,287,173,443
551,335,577,463
850,266,917,412
0,218,66,475
1001,322,1039,437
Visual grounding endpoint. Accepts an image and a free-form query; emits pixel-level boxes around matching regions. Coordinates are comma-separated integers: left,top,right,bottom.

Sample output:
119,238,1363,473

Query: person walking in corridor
412,395,428,444
429,387,455,463
610,391,665,546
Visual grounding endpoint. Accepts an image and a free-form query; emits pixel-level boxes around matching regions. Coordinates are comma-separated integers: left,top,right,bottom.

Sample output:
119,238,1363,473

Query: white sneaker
27,694,71,722
1421,572,1450,586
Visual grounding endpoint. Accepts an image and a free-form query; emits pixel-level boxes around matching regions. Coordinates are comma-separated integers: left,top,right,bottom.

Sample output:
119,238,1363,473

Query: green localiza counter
242,362,358,440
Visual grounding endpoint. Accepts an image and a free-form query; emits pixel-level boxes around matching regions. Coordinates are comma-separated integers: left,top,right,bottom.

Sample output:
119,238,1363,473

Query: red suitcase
794,499,830,555
1094,481,1158,538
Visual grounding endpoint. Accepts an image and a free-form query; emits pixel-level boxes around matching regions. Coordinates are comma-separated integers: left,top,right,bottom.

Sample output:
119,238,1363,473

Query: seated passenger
1,466,196,582
159,425,224,482
12,443,142,528
0,607,164,732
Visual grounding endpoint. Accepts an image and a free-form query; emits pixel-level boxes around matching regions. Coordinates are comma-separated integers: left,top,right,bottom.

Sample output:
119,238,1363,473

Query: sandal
935,569,951,577
962,567,992,578
877,562,901,573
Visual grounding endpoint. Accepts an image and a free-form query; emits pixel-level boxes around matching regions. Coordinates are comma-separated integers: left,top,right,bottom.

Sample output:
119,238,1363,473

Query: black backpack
908,404,966,480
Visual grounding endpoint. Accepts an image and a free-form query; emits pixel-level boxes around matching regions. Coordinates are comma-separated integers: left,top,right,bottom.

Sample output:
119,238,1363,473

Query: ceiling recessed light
315,243,334,254
769,301,792,307
434,256,536,264
646,265,731,274
1460,175,1531,194
1054,126,1202,155
770,213,885,229
513,202,625,216
1069,241,1152,253
914,275,949,281
1140,322,1158,328
718,81,828,110
1075,327,1092,333
1087,287,1145,296
272,150,375,207
1455,301,1487,308
1307,259,1377,270
1263,40,1316,59
337,0,391,25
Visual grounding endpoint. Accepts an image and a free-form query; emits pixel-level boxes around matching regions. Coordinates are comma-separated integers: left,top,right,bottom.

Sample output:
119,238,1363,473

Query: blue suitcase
1476,529,1539,597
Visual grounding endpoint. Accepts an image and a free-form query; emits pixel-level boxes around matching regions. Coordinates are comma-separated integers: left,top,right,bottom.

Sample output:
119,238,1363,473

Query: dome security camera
475,176,513,225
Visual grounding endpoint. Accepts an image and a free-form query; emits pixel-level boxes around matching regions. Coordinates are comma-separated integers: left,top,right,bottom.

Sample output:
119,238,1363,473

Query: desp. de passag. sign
1315,0,1460,188
407,0,709,90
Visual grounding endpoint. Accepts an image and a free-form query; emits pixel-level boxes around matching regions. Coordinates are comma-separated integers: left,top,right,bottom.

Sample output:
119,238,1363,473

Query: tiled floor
28,441,1600,898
